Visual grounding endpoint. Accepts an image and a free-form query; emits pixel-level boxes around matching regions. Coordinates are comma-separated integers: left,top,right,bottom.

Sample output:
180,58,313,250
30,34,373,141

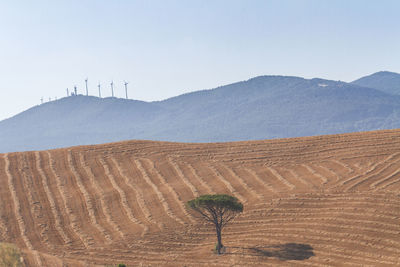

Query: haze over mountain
1,72,400,153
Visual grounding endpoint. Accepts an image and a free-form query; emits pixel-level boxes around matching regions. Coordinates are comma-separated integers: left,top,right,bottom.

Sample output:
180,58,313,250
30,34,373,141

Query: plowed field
1,129,400,266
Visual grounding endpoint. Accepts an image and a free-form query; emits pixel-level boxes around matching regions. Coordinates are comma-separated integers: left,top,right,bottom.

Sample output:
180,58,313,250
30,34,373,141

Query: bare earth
1,129,400,266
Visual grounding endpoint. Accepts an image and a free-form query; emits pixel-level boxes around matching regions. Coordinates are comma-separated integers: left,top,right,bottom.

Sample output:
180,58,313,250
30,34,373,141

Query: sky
0,0,399,120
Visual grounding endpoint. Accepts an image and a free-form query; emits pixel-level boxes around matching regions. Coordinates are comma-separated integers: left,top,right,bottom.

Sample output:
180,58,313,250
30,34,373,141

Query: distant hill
1,74,400,152
352,71,400,95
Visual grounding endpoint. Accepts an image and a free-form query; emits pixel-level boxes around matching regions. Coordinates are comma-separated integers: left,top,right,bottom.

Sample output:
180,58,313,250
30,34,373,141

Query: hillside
352,71,400,95
0,129,400,266
2,74,400,153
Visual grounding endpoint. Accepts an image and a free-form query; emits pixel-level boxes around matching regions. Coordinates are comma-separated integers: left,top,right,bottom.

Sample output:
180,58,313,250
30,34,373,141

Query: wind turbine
66,88,69,97
74,85,77,96
110,81,114,97
124,81,129,99
85,78,88,96
98,82,101,98
41,97,43,104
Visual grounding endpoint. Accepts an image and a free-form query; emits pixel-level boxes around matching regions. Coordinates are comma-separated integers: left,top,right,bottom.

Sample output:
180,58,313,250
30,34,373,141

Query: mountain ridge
1,72,400,153
352,71,400,95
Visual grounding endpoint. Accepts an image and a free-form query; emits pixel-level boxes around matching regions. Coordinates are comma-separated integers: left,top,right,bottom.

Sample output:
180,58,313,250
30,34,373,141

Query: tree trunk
216,226,223,254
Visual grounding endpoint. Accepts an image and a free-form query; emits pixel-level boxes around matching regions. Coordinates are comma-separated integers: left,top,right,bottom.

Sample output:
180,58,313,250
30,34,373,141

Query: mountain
352,71,400,95
0,96,164,152
2,75,400,152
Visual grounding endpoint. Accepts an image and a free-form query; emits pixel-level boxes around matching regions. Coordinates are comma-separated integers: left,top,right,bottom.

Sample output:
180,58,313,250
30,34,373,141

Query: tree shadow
249,243,314,260
227,243,314,261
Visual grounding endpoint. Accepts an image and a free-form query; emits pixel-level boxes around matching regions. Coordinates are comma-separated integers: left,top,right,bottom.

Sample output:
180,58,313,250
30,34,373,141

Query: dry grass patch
0,243,24,267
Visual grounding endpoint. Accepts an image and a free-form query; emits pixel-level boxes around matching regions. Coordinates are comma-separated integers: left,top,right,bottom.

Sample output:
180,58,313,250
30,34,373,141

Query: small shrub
213,243,226,254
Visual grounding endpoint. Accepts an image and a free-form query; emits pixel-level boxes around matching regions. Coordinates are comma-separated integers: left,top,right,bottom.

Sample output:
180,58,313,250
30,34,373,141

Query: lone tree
187,194,243,254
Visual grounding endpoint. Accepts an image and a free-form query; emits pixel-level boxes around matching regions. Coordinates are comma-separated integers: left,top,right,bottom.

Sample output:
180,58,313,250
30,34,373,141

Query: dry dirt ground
1,129,400,266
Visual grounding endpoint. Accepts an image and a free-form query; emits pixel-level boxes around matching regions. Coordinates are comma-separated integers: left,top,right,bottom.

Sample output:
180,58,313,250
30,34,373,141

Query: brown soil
1,129,400,266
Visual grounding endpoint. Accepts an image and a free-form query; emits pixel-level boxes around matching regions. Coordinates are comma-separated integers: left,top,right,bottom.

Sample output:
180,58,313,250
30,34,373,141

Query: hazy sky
1,0,399,120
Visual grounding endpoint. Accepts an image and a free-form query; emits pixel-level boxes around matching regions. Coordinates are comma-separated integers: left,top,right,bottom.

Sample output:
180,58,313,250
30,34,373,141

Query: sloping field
1,129,400,266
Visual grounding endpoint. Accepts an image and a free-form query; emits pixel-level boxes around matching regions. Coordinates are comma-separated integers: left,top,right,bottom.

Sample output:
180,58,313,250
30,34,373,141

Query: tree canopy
187,194,243,254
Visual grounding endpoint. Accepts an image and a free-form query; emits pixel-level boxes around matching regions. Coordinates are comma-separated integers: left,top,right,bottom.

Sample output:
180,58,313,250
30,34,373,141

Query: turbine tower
98,82,101,98
66,88,69,97
124,81,129,99
85,78,88,96
74,85,77,96
41,97,43,104
110,81,114,97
